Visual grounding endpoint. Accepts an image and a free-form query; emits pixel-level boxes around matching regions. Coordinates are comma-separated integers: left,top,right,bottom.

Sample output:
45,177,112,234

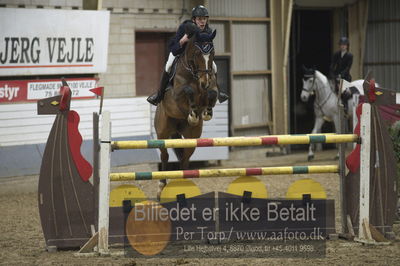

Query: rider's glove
185,22,200,38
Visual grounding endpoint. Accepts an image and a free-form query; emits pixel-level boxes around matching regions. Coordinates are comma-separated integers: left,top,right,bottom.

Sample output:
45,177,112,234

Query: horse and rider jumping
147,5,228,106
146,5,227,199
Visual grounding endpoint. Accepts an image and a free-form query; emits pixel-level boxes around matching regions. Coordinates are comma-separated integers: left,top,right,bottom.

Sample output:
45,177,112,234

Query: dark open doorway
289,9,333,149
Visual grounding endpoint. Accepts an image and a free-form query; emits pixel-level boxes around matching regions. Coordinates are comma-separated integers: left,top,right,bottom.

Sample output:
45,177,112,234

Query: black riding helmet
192,5,209,18
339,37,349,45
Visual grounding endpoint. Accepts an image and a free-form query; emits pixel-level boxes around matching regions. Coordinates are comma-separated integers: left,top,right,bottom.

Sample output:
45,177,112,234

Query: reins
181,41,214,81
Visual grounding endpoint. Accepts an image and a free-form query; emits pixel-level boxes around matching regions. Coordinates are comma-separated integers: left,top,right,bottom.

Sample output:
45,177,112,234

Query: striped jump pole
111,134,359,150
109,165,339,181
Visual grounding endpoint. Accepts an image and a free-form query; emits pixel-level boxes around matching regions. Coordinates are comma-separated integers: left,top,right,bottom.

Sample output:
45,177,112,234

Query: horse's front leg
184,86,200,126
202,88,218,121
308,117,324,161
157,147,169,201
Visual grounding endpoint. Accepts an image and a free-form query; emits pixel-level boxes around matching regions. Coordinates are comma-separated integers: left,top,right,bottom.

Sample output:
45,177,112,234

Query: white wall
0,97,150,147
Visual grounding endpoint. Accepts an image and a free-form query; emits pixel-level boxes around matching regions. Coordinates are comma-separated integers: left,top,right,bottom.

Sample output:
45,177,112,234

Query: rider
329,37,353,113
329,37,353,91
147,5,229,106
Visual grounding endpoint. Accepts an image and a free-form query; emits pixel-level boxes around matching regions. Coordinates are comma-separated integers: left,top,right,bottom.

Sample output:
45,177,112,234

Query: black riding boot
147,71,170,106
218,90,229,103
215,73,229,103
341,90,352,115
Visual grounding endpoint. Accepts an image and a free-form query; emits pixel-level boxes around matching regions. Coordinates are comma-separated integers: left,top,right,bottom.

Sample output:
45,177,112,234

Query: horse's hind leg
202,89,218,121
179,123,202,170
180,147,196,170
171,136,194,170
157,147,169,201
333,114,341,160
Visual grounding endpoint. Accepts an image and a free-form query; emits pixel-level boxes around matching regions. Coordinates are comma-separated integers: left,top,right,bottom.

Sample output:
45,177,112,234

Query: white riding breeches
165,53,175,73
164,52,217,73
213,61,217,73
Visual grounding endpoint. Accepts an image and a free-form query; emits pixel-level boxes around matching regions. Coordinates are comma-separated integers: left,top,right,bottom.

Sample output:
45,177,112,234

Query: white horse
300,67,365,160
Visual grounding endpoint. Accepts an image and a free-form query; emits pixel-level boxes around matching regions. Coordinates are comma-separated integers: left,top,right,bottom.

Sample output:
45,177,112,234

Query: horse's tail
171,133,184,161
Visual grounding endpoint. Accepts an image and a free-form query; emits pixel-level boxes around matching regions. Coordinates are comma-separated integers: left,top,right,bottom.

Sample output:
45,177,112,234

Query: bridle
181,41,214,81
303,73,332,115
302,74,316,95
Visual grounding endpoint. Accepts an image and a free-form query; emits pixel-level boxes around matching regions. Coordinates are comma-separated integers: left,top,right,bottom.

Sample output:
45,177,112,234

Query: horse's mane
314,70,329,86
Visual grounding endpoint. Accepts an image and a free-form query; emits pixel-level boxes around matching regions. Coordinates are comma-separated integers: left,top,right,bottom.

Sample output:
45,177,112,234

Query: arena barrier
95,107,370,255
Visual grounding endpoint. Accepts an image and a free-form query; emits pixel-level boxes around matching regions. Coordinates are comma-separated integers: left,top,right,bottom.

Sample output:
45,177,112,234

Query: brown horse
154,30,218,199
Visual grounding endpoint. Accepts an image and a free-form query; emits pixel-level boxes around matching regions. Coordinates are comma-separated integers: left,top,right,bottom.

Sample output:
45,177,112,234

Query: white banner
0,8,110,76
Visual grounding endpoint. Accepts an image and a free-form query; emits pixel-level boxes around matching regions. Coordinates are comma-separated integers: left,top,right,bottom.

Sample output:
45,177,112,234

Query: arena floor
1,148,399,265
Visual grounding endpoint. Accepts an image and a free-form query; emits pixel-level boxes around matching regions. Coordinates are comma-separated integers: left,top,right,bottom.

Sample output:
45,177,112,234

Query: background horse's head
301,65,316,102
185,30,217,90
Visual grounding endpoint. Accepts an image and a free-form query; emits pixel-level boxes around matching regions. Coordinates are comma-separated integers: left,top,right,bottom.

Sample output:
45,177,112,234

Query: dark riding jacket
329,50,353,82
169,20,212,56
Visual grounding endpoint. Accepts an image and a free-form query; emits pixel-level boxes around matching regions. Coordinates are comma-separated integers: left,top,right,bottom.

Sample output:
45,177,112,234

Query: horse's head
186,29,217,90
301,65,316,102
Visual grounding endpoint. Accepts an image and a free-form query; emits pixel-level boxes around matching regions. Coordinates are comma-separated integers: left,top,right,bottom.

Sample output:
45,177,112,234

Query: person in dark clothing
330,37,353,113
147,5,228,106
329,37,353,91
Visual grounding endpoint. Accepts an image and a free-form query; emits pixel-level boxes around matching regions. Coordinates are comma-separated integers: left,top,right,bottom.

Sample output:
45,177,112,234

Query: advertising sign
0,8,110,76
0,78,97,103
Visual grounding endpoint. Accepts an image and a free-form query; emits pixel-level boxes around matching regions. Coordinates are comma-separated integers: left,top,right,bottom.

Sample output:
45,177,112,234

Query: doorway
289,9,333,148
135,32,174,96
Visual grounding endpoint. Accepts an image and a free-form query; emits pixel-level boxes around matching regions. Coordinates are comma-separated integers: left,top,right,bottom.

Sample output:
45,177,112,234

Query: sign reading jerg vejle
0,8,110,76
